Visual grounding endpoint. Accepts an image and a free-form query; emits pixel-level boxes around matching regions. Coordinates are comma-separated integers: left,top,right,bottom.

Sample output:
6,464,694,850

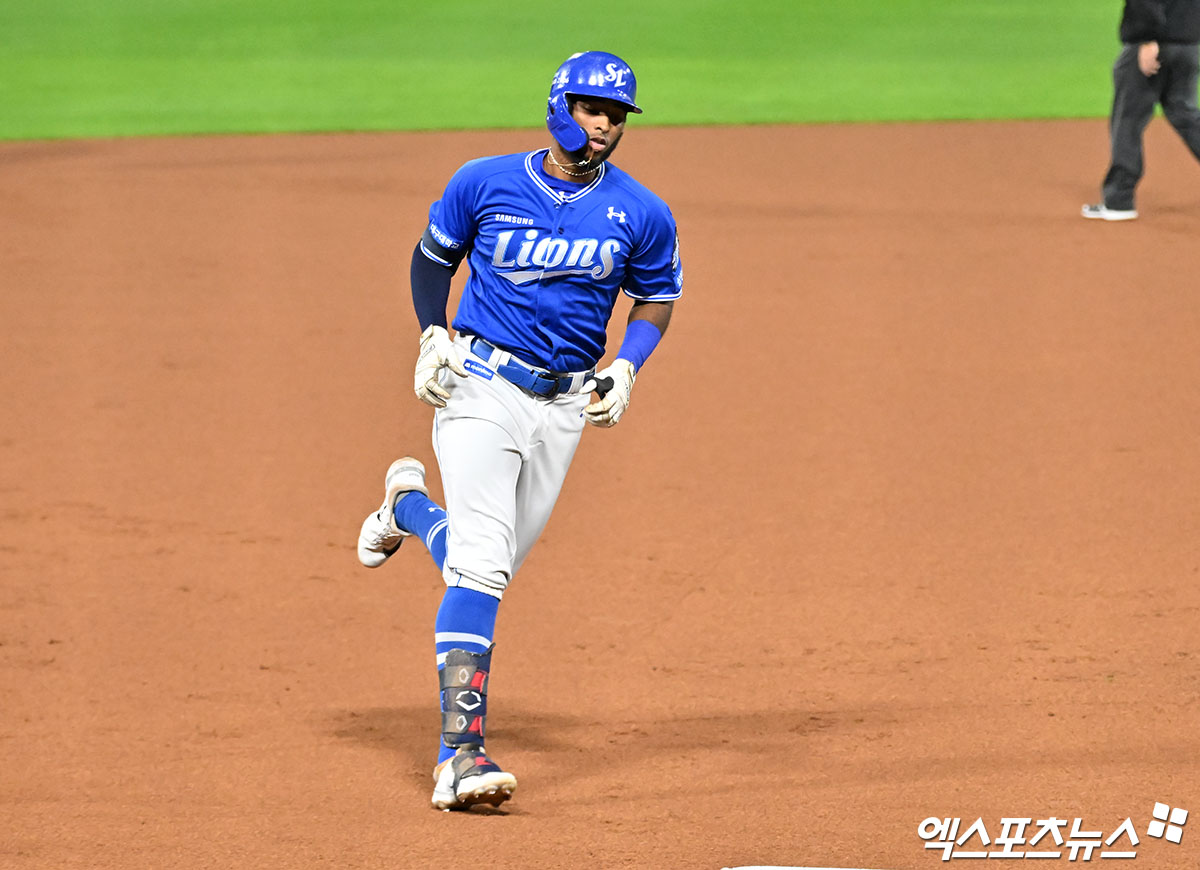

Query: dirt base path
2,120,1199,869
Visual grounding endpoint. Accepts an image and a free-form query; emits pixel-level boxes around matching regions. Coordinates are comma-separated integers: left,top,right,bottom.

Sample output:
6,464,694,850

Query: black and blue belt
469,337,594,398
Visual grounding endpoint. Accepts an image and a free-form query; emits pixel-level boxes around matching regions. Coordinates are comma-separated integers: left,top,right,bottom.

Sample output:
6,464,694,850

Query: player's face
571,98,627,163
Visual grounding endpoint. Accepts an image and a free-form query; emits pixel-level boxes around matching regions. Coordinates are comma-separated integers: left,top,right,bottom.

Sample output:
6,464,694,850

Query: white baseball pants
431,335,590,599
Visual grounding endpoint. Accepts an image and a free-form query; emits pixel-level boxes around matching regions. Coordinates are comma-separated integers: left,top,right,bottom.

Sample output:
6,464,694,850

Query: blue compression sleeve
615,318,663,370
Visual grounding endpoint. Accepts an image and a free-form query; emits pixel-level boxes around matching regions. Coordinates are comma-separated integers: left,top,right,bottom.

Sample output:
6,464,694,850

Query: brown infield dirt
2,119,1199,870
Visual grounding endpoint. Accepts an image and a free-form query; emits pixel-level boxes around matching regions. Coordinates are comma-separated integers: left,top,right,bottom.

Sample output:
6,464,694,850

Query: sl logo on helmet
604,63,629,86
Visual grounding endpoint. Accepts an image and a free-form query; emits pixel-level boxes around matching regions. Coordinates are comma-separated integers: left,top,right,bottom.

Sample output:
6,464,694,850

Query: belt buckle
538,373,562,398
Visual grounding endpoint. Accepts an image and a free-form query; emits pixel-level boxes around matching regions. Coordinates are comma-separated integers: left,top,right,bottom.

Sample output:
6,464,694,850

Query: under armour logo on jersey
607,207,626,223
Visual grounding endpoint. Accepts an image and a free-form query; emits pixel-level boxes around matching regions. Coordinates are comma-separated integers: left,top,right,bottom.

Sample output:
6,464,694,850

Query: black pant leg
1102,44,1160,210
1159,42,1200,162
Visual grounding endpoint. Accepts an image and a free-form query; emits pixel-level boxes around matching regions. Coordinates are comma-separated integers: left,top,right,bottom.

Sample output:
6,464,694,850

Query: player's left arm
584,203,682,428
628,299,673,335
583,301,672,427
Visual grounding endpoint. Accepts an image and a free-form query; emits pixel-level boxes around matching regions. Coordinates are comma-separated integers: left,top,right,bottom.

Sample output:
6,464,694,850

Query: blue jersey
424,150,683,372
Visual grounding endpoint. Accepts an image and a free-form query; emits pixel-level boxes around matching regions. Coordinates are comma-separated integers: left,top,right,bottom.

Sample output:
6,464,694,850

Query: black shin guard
440,646,492,747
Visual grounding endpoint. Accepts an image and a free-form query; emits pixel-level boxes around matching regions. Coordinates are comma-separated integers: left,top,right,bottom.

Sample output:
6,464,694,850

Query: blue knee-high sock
434,586,500,764
393,492,448,571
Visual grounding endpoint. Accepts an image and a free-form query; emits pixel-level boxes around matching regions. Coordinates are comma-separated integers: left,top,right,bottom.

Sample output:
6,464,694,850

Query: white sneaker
356,457,428,568
1081,203,1138,221
431,745,517,811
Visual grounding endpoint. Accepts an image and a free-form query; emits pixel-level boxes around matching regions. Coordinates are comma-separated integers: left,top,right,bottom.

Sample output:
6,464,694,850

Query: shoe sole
434,763,518,811
431,768,517,811
384,457,429,522
1081,206,1138,221
384,458,429,524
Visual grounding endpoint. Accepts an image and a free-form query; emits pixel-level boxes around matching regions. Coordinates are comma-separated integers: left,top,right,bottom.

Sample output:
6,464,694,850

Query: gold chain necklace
546,149,597,178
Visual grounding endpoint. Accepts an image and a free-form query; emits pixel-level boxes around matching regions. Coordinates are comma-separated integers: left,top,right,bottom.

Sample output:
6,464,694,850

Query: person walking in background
1083,0,1200,220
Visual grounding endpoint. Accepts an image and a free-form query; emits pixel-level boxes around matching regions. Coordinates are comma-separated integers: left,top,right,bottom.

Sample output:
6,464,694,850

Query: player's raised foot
431,745,517,811
1081,203,1138,221
356,457,429,568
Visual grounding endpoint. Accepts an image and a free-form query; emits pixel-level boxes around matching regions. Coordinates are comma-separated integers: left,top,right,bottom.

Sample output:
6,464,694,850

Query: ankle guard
440,646,492,747
448,744,504,782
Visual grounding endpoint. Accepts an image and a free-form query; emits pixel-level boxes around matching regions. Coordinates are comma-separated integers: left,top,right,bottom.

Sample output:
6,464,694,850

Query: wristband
615,319,662,371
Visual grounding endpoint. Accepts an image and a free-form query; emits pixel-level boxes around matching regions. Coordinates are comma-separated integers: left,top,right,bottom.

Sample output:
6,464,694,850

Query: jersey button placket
538,202,569,370
555,200,572,235
531,204,554,351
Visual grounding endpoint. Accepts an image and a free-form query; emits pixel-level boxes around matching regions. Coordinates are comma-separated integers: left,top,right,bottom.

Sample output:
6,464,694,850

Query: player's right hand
414,325,467,408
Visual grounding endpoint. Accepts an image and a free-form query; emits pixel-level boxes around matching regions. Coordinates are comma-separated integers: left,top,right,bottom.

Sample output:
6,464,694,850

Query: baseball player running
356,50,683,811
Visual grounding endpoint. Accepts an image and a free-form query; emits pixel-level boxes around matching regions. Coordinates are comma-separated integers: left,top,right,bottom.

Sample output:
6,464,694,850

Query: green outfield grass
0,0,1122,141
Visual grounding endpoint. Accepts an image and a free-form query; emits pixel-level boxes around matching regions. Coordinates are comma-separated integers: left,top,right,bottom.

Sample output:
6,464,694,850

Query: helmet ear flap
546,92,588,153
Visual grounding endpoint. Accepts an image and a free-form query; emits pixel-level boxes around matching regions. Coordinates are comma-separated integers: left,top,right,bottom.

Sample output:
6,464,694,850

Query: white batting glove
583,359,636,427
414,325,467,408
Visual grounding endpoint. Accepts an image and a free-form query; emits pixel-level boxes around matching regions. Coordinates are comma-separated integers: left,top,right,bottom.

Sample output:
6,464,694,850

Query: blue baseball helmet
546,51,642,153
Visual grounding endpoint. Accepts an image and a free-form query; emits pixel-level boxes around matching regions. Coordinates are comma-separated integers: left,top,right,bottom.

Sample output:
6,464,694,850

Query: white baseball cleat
1081,203,1138,221
356,457,428,568
431,745,517,811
